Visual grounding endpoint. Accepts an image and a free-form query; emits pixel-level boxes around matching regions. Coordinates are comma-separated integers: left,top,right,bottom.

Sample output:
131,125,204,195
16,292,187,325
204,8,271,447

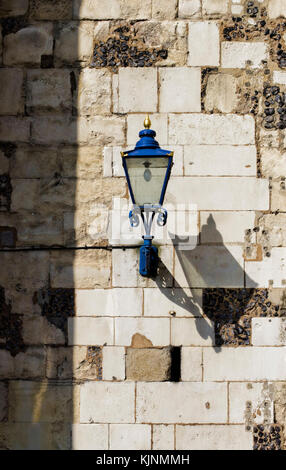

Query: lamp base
139,238,158,277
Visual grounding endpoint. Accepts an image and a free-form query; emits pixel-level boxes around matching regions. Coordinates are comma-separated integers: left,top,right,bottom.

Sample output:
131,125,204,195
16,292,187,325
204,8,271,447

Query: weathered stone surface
30,0,72,20
153,425,174,450
75,288,143,316
178,0,201,18
118,68,157,113
200,211,255,243
0,252,49,289
74,0,152,19
271,181,286,212
60,146,102,178
110,424,151,450
205,74,238,113
261,148,286,178
202,0,228,15
221,42,269,69
72,424,108,450
258,214,286,247
26,70,72,115
77,69,111,115
102,347,125,380
126,348,172,381
0,0,28,17
229,382,274,426
188,21,220,66
269,0,286,19
152,0,177,19
0,423,71,450
0,69,24,115
115,318,170,346
0,118,30,142
23,316,65,345
0,383,7,422
176,425,252,450
10,145,59,178
54,21,94,66
159,67,201,112
46,347,73,379
4,24,53,66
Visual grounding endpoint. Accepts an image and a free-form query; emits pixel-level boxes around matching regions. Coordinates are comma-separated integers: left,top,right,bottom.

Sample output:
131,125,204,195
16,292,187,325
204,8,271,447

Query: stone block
200,211,256,243
0,351,14,378
118,68,157,113
54,21,94,66
29,0,72,20
166,177,269,210
159,67,201,112
73,0,152,19
269,0,286,18
102,346,125,380
252,318,286,346
126,347,172,381
127,113,168,145
144,288,203,317
115,318,170,346
245,247,286,288
152,0,177,19
169,114,255,145
273,71,286,85
178,0,201,18
23,316,65,345
188,21,220,66
229,382,274,425
14,348,46,379
0,117,30,142
26,70,72,115
136,382,227,423
0,252,49,288
0,0,28,17
68,317,114,346
112,249,138,287
176,425,252,450
184,145,257,176
4,24,53,66
257,214,286,247
174,245,244,288
205,74,238,113
181,347,202,381
80,382,135,423
75,288,143,316
72,424,108,450
202,0,228,15
110,424,151,450
77,69,112,115
171,318,215,346
0,423,71,450
204,347,286,381
0,69,24,115
10,146,59,178
221,42,268,68
271,181,286,213
153,425,174,450
0,383,7,422
261,148,286,178
46,347,73,379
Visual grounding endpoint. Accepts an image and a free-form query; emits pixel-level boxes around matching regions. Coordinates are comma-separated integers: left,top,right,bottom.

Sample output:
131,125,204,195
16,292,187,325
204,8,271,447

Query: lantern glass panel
125,156,169,206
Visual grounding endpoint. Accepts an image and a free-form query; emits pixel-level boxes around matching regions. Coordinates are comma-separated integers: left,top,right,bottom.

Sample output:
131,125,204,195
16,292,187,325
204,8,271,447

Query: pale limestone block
144,288,203,317
271,181,286,213
112,74,119,113
75,288,143,317
77,69,111,115
0,69,24,115
171,146,184,176
4,24,53,66
221,42,268,68
68,317,113,346
269,0,286,18
0,0,28,17
78,116,125,146
261,148,286,178
184,145,257,176
0,423,71,450
127,114,168,145
60,146,102,179
171,318,215,346
204,347,286,381
29,0,73,20
9,381,73,423
27,70,72,115
152,0,177,19
252,318,286,346
205,74,238,113
179,0,201,18
74,0,152,19
72,424,108,450
202,0,228,15
118,68,157,113
103,147,113,177
112,249,138,287
112,146,128,176
55,21,94,66
110,424,151,450
50,251,111,289
126,347,171,381
23,316,65,345
80,382,135,423
168,114,255,145
229,382,274,425
273,70,286,85
102,347,125,380
159,67,201,113
257,214,286,247
115,318,170,346
231,5,243,14
181,347,203,381
0,252,49,288
200,211,256,243
0,117,30,142
260,127,279,148
166,177,268,210
174,245,244,288
136,382,227,423
153,425,174,450
188,21,219,66
246,248,286,288
0,383,7,422
176,425,252,450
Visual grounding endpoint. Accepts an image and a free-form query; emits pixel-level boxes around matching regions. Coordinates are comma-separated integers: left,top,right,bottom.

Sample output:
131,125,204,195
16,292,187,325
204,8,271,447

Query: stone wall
1,0,286,450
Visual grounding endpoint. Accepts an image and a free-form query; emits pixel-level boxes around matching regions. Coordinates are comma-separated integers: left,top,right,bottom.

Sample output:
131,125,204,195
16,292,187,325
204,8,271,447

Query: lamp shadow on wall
155,214,259,353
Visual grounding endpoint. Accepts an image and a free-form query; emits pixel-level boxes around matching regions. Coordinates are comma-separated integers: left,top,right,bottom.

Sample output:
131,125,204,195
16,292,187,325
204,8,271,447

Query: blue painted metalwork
121,118,173,278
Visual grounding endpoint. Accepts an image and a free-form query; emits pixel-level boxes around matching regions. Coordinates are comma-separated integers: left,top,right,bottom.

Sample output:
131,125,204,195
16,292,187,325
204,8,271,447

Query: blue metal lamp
121,115,173,277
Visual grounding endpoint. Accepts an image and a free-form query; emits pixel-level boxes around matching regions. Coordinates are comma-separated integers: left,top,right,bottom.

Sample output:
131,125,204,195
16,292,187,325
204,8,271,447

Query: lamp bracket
129,204,168,238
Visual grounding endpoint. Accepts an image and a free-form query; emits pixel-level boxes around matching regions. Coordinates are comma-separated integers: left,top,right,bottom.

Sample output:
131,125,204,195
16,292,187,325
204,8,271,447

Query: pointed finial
144,114,151,129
